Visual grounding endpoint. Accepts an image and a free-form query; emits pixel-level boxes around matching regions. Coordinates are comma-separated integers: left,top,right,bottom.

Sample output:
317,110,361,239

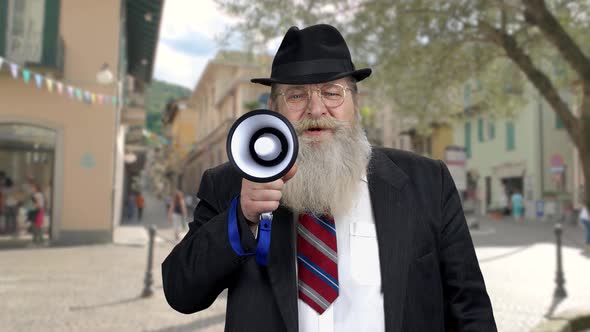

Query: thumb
282,164,298,182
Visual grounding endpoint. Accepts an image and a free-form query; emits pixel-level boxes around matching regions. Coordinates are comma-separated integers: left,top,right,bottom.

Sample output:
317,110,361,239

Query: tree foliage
217,0,590,208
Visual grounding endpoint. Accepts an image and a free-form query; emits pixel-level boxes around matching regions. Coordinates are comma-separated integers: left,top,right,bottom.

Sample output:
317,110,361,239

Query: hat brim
251,68,372,86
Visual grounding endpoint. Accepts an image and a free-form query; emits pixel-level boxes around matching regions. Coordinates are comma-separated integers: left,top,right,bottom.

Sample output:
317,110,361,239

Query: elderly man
162,24,496,332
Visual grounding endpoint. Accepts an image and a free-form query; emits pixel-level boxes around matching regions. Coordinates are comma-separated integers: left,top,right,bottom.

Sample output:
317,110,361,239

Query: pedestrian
580,205,590,248
125,192,135,221
3,177,18,235
511,189,524,222
136,192,145,222
29,182,45,244
166,189,187,240
162,24,496,331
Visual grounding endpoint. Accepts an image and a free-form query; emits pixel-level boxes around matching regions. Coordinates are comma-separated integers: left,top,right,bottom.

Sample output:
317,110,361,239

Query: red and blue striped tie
297,213,338,314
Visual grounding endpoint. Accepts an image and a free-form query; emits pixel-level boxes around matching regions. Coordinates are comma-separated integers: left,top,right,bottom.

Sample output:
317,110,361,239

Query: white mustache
293,117,345,135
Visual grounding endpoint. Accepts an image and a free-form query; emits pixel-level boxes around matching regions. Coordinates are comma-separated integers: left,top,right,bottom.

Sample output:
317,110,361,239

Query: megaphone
226,109,299,266
226,109,298,183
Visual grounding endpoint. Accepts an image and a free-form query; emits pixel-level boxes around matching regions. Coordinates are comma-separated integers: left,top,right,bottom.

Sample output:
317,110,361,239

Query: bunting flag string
0,55,118,107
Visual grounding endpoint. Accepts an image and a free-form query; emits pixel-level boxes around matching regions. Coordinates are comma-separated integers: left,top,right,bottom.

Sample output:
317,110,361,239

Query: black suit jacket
162,147,497,332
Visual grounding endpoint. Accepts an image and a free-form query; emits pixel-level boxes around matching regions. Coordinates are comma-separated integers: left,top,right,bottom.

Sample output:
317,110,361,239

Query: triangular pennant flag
34,74,43,88
22,70,31,84
84,91,91,104
10,63,19,79
67,86,74,98
75,89,83,101
57,82,64,95
111,96,117,106
91,93,96,104
0,56,4,70
104,95,110,105
97,94,104,105
46,78,54,92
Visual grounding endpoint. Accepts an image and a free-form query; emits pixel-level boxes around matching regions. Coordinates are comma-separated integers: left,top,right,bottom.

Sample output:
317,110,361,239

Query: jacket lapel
368,149,413,332
267,205,298,332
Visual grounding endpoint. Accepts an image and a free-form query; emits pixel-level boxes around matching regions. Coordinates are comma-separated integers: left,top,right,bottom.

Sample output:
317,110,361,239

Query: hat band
272,59,353,78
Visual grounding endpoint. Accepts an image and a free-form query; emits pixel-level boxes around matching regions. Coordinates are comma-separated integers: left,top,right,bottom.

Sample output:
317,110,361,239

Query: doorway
0,123,56,245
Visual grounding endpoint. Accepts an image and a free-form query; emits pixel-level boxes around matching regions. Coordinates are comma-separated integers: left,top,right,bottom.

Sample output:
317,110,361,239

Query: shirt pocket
349,222,381,285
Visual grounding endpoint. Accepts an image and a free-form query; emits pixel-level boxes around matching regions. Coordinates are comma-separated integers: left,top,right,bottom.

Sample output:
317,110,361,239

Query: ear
267,96,273,110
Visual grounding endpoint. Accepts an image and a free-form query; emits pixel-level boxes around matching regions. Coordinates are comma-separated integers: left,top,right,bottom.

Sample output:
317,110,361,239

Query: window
506,121,515,151
5,0,45,64
464,122,471,158
488,122,495,139
478,118,484,142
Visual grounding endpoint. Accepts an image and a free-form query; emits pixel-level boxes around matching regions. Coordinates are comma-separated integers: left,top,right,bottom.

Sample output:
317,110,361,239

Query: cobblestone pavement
1,193,589,331
471,217,590,332
0,193,227,332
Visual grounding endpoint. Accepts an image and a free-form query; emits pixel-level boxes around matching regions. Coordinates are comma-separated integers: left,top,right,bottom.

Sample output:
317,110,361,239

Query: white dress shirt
298,177,385,332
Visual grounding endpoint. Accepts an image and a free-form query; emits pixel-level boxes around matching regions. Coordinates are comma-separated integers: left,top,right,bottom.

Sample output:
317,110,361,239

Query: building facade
179,51,271,196
0,0,163,244
453,88,576,219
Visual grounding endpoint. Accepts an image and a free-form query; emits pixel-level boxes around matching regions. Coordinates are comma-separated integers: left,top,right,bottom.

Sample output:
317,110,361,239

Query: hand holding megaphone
226,109,299,265
240,164,297,223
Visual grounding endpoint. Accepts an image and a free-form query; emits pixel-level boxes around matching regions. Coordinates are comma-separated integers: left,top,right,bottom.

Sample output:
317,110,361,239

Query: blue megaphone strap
228,196,272,265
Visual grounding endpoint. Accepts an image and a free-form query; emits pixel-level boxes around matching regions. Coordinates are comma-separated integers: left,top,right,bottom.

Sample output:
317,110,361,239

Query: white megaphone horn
226,109,298,183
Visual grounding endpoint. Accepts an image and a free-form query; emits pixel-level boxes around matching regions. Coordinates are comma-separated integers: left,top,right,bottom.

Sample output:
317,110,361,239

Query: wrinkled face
269,77,357,142
268,77,371,216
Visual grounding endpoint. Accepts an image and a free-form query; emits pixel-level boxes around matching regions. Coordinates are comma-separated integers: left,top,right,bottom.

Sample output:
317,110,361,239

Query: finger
252,201,280,214
244,178,283,191
248,189,282,202
261,179,285,190
282,164,298,182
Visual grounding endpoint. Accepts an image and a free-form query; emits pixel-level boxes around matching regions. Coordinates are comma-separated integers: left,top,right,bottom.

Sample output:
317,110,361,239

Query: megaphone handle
255,212,273,266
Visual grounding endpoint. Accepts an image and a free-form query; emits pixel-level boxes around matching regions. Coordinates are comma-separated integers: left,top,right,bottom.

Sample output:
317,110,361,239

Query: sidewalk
0,191,225,332
470,216,590,332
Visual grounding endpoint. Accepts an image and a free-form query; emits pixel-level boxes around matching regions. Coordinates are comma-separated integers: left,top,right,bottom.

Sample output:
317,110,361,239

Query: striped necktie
297,212,338,314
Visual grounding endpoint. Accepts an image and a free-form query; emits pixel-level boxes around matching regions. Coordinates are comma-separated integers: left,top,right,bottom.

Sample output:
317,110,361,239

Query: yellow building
161,97,197,190
401,122,454,160
179,51,271,195
0,0,163,245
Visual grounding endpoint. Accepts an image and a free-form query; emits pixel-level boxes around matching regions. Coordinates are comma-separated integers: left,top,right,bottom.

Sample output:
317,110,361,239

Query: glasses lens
284,88,308,110
321,84,345,107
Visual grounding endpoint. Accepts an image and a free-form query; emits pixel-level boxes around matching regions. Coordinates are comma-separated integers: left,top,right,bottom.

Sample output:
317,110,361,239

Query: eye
285,89,308,102
321,85,343,99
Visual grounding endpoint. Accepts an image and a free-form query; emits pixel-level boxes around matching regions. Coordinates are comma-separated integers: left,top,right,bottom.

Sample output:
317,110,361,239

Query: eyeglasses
275,83,352,112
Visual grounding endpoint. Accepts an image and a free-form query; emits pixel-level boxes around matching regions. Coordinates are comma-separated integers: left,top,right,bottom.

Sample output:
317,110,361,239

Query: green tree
216,0,590,210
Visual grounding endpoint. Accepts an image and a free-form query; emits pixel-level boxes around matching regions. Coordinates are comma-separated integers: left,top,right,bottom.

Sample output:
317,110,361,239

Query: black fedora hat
251,24,371,86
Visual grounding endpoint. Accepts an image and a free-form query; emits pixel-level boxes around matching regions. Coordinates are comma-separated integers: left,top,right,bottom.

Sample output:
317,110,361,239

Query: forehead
276,77,350,90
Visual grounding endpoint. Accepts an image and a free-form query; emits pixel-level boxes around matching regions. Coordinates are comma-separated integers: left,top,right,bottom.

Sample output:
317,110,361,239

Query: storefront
0,123,58,242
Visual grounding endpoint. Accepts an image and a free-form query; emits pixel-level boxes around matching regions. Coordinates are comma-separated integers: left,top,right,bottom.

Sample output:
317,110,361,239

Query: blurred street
472,216,590,332
0,192,588,332
1,0,590,331
0,192,227,332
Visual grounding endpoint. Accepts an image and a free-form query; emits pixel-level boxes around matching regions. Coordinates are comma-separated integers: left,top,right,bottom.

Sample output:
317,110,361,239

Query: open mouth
303,127,332,136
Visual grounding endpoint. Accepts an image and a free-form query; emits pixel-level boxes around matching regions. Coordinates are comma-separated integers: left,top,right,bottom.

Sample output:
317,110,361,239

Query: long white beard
281,117,372,216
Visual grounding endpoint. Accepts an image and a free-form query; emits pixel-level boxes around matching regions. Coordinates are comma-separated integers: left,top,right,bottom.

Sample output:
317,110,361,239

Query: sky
152,0,237,89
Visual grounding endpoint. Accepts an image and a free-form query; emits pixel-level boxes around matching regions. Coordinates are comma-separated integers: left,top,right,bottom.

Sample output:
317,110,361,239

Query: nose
306,88,327,118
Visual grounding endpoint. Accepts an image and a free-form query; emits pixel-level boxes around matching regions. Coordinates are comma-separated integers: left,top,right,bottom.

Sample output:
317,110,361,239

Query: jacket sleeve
161,169,258,314
437,161,497,332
